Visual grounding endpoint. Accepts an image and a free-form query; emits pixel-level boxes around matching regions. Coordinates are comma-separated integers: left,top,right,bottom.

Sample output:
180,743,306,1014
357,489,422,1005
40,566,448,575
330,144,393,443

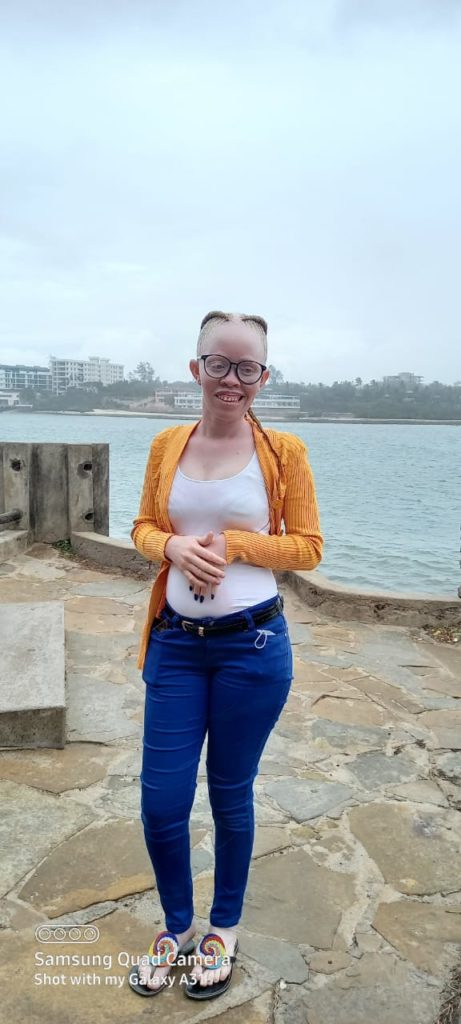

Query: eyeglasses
199,354,267,385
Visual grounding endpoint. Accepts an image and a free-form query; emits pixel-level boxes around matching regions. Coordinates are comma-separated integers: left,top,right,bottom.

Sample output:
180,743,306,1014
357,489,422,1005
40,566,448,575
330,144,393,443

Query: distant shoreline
3,408,461,425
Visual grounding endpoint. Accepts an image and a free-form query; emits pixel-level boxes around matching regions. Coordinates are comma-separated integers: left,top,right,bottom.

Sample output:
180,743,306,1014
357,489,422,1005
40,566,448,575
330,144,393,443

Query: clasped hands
164,530,227,599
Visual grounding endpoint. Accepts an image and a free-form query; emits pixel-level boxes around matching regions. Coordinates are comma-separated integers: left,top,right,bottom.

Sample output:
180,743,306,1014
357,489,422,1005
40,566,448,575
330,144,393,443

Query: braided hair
197,310,286,500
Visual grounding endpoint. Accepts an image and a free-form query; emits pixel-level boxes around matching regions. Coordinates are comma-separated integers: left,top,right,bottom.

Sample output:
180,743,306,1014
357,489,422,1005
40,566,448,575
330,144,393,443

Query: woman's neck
195,413,252,442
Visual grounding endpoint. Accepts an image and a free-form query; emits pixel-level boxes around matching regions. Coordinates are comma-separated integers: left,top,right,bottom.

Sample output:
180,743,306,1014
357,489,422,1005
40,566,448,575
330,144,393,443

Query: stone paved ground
1,543,461,1024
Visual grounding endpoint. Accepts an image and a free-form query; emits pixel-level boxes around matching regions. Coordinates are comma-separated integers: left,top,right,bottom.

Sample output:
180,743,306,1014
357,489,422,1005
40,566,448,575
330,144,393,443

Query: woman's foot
138,918,197,991
189,925,238,990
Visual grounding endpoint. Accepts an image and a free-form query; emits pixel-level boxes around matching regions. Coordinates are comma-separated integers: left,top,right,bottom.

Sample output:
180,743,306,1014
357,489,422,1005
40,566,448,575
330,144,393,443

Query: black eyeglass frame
198,354,267,384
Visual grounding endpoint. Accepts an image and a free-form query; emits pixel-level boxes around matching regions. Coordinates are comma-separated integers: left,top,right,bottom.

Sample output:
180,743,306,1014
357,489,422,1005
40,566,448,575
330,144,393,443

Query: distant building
50,356,124,394
0,356,124,396
173,391,300,411
0,389,21,408
0,363,51,391
382,373,424,389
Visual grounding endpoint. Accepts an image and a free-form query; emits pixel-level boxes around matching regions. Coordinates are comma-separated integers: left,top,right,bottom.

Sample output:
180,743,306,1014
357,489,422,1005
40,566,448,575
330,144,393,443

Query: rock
312,696,395,728
65,594,134,620
346,752,417,791
310,719,390,751
0,744,116,793
17,819,155,916
386,780,448,807
304,952,441,1024
0,780,94,899
418,710,461,750
308,950,352,973
252,826,292,858
373,899,461,973
421,678,461,699
434,752,461,785
265,777,355,822
346,674,425,715
348,802,461,895
66,675,141,743
242,848,355,948
239,933,309,982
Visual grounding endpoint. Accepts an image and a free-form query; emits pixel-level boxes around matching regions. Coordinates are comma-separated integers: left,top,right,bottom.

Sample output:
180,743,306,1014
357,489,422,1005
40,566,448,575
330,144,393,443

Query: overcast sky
1,0,460,386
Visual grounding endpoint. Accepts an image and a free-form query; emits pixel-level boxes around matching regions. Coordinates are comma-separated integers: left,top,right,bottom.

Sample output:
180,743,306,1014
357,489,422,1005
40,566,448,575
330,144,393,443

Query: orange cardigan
131,414,323,670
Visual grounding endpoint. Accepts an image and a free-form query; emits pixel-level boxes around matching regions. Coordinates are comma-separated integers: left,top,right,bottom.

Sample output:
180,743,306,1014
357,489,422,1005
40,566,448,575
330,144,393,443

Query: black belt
154,594,284,637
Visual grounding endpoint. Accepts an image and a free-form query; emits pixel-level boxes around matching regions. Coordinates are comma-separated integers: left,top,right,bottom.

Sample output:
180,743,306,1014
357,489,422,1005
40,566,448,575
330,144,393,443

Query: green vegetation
16,366,461,420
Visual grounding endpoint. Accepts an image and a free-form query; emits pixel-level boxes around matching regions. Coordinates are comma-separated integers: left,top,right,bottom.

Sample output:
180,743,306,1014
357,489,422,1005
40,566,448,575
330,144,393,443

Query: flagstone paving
0,543,460,1023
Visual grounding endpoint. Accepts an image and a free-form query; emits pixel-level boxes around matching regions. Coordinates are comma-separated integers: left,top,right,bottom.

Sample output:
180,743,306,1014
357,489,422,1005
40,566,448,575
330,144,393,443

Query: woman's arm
221,437,323,570
130,430,175,562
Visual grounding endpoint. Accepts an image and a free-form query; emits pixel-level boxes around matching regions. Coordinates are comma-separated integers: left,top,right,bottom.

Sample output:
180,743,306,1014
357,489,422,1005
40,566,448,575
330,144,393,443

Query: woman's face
190,320,271,419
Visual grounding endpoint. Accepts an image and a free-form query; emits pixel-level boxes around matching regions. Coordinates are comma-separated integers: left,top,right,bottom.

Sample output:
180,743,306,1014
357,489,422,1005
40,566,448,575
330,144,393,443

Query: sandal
128,929,196,996
183,932,239,1000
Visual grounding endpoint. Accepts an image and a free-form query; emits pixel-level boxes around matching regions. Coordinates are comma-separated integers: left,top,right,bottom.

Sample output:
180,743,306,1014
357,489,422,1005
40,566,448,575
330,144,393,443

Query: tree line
16,363,461,419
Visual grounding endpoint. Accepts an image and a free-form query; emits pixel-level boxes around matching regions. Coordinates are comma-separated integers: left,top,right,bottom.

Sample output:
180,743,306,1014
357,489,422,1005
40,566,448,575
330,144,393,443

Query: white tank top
166,448,278,617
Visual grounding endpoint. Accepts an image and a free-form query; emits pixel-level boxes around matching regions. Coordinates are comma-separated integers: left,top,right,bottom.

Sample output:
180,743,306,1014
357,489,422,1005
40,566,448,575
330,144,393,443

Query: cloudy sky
1,0,460,386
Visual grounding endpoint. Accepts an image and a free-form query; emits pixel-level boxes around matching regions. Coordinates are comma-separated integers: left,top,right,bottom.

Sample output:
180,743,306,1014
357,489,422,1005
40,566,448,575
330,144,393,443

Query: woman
129,310,323,1001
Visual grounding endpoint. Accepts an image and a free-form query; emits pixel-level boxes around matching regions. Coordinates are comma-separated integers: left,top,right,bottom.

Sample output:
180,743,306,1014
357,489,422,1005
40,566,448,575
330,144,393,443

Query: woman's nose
220,364,241,386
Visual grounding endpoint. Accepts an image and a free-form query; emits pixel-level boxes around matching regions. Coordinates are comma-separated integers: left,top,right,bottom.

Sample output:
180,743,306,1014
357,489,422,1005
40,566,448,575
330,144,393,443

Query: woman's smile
215,391,244,403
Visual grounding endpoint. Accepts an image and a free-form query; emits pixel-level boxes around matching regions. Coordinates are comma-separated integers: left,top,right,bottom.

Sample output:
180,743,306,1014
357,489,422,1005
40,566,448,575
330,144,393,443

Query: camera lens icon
34,924,100,943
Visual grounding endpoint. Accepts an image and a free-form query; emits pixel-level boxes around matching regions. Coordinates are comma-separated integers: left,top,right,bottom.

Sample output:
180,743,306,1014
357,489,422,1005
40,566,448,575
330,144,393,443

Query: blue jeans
140,593,293,933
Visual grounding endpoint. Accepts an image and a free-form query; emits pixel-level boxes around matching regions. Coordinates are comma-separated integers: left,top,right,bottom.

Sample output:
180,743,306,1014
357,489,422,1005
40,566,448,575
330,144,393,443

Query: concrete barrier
0,603,65,749
0,442,109,544
70,532,460,627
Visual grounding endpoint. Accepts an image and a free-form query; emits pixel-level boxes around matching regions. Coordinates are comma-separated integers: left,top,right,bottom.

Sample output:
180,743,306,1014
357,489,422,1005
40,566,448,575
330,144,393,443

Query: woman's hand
194,532,227,599
164,531,227,598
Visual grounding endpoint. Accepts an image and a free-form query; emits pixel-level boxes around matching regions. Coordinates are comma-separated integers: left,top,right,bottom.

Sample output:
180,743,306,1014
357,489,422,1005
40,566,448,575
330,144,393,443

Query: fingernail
211,594,215,599
194,594,198,601
189,585,193,591
199,595,204,603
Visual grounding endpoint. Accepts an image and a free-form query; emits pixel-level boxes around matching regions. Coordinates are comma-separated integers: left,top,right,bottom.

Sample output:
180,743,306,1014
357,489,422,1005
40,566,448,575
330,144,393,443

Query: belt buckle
181,620,206,636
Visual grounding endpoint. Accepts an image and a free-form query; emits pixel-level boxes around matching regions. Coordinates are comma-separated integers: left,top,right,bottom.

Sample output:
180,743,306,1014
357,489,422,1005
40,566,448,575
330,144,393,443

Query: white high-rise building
50,356,124,394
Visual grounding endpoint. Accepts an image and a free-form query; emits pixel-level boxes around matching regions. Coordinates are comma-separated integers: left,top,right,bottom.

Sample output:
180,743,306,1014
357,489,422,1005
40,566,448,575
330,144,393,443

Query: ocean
1,412,459,599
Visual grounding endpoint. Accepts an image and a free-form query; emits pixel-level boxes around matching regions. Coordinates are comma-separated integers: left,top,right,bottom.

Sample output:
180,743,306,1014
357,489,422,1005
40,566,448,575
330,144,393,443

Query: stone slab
311,718,390,752
239,933,309,983
349,802,461,895
373,899,461,973
312,695,395,728
418,710,461,750
17,819,156,916
242,847,356,948
0,744,117,792
0,780,94,898
434,752,461,785
0,602,65,748
265,778,355,822
65,675,140,743
346,751,418,791
303,952,441,1024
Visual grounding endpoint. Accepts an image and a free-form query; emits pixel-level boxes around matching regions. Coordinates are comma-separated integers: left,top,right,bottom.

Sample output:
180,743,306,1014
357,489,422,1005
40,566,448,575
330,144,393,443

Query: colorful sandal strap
148,930,179,966
197,933,229,971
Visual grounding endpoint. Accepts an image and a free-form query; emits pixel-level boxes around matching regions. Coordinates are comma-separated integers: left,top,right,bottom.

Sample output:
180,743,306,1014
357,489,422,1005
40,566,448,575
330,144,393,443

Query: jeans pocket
252,617,291,678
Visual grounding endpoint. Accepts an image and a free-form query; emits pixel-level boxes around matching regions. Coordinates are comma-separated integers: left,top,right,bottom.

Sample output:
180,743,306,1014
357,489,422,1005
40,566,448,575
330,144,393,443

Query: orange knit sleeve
222,437,323,570
130,430,175,563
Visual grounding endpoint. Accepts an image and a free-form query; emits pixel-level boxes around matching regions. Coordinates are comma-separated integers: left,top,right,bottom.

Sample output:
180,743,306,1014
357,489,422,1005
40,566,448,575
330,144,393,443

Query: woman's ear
189,358,200,384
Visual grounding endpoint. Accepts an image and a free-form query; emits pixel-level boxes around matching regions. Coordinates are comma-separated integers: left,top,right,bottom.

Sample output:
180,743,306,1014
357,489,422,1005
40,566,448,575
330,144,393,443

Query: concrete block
0,530,30,563
0,602,65,748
